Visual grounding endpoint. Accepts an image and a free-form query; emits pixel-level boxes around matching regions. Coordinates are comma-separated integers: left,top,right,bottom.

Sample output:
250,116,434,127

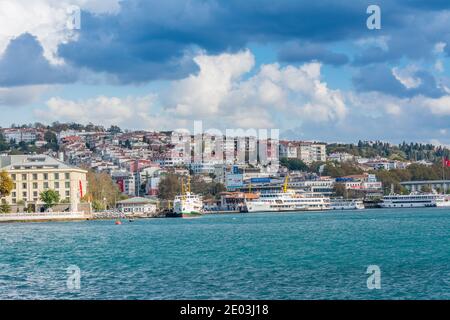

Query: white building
280,141,326,164
116,197,158,215
0,155,88,211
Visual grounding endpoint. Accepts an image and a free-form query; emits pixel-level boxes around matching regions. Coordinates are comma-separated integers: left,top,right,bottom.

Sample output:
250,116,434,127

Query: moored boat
330,198,365,210
244,176,330,213
173,176,204,218
380,193,437,208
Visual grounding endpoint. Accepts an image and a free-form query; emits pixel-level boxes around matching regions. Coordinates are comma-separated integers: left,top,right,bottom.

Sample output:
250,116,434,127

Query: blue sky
1,0,450,144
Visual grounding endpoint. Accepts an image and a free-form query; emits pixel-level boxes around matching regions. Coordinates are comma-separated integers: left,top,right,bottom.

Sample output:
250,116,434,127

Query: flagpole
443,156,446,194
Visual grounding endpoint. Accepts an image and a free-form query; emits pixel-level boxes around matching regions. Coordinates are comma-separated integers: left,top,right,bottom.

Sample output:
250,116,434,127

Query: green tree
0,200,11,214
91,199,106,212
0,170,14,198
280,158,309,171
40,189,60,209
158,174,182,200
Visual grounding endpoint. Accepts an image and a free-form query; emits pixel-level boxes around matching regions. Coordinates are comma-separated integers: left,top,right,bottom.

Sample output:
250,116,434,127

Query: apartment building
1,128,40,144
280,141,327,164
0,155,88,211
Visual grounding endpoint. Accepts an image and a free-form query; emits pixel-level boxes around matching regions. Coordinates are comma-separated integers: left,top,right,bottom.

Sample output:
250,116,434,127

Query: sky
1,0,450,144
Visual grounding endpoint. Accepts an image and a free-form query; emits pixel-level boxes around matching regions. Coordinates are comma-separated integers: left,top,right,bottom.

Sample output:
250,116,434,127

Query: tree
91,199,106,212
108,125,122,134
158,174,182,200
0,170,14,199
0,200,11,214
333,183,346,198
44,130,59,151
82,170,121,209
280,158,309,171
40,189,60,210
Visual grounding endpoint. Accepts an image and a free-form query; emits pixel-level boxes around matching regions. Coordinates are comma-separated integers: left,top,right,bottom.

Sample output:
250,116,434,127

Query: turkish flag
443,157,450,167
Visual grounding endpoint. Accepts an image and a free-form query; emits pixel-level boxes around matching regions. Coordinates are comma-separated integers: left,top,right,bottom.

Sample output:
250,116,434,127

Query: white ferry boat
380,193,437,208
244,177,330,212
173,177,203,217
433,194,450,207
330,198,365,210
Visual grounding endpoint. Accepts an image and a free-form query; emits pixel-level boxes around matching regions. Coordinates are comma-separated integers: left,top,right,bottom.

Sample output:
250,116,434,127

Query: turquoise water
1,208,450,300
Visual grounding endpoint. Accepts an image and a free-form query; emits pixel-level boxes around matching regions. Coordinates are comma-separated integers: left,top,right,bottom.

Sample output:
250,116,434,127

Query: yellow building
0,155,88,211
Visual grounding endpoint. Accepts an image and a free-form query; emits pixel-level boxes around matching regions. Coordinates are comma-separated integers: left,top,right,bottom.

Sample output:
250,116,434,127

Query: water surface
1,208,450,299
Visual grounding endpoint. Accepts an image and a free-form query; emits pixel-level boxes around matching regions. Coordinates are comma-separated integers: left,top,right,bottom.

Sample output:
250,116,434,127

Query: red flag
79,180,83,198
443,157,450,167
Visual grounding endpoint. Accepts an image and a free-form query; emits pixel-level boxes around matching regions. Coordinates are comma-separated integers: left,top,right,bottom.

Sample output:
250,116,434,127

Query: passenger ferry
330,198,365,210
433,194,450,207
244,176,330,213
173,177,203,217
381,193,437,208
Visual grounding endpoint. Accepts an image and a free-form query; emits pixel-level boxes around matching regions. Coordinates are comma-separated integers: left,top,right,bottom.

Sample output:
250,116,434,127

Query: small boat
115,220,122,225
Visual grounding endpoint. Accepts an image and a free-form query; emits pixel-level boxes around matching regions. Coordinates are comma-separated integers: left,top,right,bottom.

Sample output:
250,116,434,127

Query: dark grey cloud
352,64,445,98
0,33,76,87
278,42,348,66
57,0,380,83
2,0,449,87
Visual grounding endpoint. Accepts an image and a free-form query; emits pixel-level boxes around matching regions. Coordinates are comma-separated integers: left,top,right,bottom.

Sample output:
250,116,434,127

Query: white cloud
435,60,444,73
164,50,347,128
34,50,349,131
165,50,255,117
0,85,50,106
392,65,422,89
0,0,121,64
420,95,450,115
433,42,447,54
355,36,390,51
34,94,162,128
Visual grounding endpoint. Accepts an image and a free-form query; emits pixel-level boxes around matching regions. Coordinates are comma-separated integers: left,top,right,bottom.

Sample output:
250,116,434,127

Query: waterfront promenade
0,212,91,223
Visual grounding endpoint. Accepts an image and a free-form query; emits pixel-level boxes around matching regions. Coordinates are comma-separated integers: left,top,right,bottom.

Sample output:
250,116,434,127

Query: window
54,173,59,180
33,191,38,197
43,173,48,180
65,182,70,189
22,174,27,180
43,182,49,189
65,173,70,180
22,192,27,197
33,183,38,189
32,174,38,180
22,183,27,189
65,191,70,197
11,174,16,180
12,192,16,197
54,182,59,189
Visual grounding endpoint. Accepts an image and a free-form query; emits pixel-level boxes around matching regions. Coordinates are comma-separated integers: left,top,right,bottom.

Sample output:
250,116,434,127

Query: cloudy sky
1,0,450,144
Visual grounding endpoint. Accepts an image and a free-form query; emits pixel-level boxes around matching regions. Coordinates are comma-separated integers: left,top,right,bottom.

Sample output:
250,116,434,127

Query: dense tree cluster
327,140,450,162
158,173,225,201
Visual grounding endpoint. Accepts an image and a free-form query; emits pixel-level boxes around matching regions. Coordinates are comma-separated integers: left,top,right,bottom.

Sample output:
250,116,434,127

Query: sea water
1,208,449,299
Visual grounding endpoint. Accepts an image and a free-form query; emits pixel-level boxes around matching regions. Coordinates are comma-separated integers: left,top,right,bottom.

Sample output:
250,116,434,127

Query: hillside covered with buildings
2,122,450,215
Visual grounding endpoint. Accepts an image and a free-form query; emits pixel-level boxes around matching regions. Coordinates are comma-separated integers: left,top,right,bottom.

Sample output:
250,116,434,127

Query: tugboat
173,176,204,218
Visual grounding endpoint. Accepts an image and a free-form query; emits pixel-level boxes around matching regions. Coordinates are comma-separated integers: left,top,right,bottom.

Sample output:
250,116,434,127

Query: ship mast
181,177,185,201
283,175,289,193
